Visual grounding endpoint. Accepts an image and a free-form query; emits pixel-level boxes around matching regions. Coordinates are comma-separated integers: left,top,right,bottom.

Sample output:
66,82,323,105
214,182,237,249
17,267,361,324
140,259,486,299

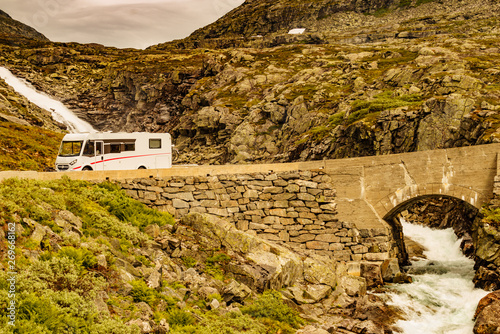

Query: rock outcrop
474,291,500,334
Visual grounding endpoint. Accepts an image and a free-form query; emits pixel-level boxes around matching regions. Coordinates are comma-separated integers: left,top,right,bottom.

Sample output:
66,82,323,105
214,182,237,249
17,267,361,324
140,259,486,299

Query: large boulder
474,291,500,334
179,213,305,291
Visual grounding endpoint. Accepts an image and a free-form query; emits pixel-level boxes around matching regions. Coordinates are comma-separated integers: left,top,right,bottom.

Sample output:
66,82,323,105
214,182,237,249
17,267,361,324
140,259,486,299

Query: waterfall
387,221,488,333
0,67,95,133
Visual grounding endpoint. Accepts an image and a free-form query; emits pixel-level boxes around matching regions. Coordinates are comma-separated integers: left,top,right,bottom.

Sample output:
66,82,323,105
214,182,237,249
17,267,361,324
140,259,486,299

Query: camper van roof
62,132,171,141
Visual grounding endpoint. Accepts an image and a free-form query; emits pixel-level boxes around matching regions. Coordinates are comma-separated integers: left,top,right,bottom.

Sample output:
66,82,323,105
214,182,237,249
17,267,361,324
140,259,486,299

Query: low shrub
242,290,305,333
167,309,195,328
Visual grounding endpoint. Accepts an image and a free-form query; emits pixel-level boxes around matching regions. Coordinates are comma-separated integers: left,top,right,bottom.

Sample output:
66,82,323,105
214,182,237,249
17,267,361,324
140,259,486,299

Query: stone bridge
2,143,499,264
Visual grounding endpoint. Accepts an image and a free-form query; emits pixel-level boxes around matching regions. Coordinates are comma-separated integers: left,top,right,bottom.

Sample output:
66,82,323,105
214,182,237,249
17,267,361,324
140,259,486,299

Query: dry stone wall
118,170,392,262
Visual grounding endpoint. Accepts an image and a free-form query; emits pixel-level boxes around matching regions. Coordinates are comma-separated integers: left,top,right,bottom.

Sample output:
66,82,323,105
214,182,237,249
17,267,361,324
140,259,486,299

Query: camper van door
94,141,104,171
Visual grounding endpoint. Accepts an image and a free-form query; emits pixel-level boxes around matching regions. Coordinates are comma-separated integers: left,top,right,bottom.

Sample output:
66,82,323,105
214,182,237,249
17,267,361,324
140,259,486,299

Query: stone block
306,241,329,250
256,201,273,210
364,252,390,261
289,200,305,207
207,208,229,216
298,193,315,201
279,230,289,242
208,182,224,190
315,234,340,243
169,192,195,202
263,187,284,194
221,200,238,208
318,214,338,222
307,188,323,196
351,245,369,254
297,218,313,225
227,207,240,214
291,234,315,243
329,243,344,251
274,200,289,208
280,218,296,225
124,189,138,198
146,186,163,193
169,182,185,188
236,220,249,231
269,208,287,217
264,228,279,234
249,180,273,187
262,216,279,225
299,212,317,219
351,254,363,261
200,200,219,208
144,192,158,201
287,211,299,218
265,174,278,181
295,180,318,188
195,183,209,190
243,189,259,198
205,191,216,200
249,223,267,230
305,201,319,208
190,207,207,214
244,210,265,216
273,179,288,187
230,192,243,200
285,184,300,193
319,203,337,211
180,185,196,192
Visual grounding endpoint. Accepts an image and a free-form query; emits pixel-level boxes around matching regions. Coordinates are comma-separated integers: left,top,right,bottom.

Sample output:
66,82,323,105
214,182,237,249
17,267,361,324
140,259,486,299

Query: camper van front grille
57,164,69,171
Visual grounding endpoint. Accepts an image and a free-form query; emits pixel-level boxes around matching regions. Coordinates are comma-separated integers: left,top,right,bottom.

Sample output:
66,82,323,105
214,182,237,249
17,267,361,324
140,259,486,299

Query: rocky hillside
0,178,400,334
0,0,499,167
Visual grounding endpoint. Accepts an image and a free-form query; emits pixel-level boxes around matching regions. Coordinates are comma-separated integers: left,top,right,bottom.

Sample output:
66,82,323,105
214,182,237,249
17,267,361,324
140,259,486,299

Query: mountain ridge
0,9,49,42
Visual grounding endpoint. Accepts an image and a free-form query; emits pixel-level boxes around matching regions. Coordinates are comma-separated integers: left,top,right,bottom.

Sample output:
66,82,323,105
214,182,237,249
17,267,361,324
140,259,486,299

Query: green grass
348,91,423,125
0,121,64,171
242,290,305,334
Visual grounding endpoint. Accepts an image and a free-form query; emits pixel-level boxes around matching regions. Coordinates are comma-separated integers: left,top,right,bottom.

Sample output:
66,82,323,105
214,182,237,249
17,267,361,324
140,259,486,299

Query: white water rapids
0,66,95,133
387,221,488,334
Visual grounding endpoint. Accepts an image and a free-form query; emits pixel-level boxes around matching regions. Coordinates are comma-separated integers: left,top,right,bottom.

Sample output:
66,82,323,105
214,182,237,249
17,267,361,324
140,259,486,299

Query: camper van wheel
138,166,147,169
82,166,93,171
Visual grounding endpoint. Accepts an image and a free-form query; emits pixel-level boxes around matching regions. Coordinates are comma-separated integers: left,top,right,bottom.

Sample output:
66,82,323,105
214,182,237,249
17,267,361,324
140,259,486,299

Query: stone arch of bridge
373,183,486,220
379,192,483,266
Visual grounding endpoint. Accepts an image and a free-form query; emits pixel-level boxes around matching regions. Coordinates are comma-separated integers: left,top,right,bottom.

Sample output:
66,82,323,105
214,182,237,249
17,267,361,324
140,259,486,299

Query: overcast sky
2,0,244,49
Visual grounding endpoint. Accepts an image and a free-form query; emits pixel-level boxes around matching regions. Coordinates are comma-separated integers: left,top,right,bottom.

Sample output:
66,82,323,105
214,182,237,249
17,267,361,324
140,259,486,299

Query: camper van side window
82,141,95,156
149,139,161,149
124,143,135,151
110,144,121,153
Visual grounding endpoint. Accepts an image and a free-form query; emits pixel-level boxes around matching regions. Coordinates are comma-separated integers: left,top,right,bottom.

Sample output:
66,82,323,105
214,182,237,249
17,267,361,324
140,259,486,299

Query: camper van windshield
58,141,83,157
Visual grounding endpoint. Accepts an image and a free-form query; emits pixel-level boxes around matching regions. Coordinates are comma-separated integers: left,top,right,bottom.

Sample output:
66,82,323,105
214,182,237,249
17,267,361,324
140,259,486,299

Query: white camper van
55,132,173,171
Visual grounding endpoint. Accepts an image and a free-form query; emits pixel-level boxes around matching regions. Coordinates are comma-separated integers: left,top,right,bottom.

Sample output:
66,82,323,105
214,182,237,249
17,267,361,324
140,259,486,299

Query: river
0,66,95,133
387,221,488,334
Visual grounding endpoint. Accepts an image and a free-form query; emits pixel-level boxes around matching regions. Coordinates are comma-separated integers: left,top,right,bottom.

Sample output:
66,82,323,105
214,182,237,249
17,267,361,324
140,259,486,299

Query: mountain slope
0,0,499,166
0,9,49,42
186,0,398,40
